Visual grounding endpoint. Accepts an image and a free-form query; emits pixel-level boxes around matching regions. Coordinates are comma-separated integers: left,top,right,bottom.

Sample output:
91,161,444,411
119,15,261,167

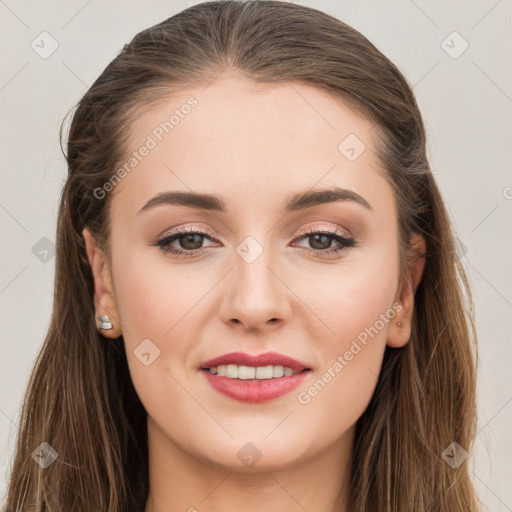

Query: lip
202,371,309,403
200,351,312,403
200,351,310,371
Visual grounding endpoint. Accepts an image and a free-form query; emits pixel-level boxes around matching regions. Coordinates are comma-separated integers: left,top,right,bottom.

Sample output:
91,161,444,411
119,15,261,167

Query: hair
3,1,480,510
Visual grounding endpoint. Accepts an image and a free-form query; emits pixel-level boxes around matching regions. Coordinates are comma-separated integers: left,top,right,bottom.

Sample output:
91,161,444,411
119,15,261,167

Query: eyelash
153,226,356,258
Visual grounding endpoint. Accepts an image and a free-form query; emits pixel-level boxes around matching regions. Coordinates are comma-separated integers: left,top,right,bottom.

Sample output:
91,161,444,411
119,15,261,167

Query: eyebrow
137,186,373,216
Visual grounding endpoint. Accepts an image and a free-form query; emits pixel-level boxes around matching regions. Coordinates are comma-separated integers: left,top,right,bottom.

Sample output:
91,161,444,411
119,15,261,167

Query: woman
4,1,480,510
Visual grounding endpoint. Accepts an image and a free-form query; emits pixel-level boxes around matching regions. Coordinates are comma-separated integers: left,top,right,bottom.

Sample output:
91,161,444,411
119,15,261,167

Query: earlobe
82,227,122,338
387,232,427,348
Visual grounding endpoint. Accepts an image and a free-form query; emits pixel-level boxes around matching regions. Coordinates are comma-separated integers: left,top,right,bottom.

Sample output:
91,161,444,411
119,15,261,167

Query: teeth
238,366,255,380
208,364,300,380
256,366,274,379
226,364,238,378
273,365,284,378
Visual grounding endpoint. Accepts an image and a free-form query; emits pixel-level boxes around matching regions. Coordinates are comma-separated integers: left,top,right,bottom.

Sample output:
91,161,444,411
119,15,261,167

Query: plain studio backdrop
0,0,511,509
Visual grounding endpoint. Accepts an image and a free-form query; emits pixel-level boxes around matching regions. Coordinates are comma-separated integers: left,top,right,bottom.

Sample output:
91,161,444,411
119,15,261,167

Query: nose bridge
219,234,291,328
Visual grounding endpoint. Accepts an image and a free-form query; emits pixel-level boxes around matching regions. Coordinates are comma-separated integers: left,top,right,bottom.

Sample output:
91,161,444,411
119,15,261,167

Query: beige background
1,0,511,509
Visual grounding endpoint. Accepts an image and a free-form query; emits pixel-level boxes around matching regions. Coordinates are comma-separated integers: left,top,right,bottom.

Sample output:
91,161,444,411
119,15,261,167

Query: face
84,72,424,472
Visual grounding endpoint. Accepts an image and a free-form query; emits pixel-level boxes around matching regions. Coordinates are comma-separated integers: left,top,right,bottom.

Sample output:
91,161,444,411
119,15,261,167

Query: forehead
109,73,393,220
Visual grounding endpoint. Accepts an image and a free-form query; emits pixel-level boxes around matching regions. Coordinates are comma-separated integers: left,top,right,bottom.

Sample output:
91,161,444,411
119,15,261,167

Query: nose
218,245,292,332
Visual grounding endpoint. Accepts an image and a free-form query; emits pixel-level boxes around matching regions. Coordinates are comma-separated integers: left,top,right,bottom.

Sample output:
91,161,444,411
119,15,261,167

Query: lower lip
202,370,310,403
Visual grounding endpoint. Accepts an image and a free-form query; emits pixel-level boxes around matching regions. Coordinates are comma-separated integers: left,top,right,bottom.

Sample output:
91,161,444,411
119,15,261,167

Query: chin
191,430,314,472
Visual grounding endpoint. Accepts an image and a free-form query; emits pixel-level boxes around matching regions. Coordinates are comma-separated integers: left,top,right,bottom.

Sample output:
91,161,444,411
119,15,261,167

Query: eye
292,227,356,257
152,225,356,258
153,227,219,258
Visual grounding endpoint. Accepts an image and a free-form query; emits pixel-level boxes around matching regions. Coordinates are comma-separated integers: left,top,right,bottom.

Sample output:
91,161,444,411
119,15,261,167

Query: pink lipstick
200,351,312,403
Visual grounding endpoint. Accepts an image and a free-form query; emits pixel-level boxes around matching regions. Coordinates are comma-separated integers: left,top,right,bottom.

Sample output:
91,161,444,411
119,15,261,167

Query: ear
387,232,426,348
82,227,122,338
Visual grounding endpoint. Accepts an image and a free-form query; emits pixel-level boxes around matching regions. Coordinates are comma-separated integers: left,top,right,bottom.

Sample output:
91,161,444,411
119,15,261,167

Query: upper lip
200,351,311,371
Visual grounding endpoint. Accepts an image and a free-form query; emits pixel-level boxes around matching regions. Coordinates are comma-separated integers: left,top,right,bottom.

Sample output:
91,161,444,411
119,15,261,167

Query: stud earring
397,321,403,327
97,314,112,330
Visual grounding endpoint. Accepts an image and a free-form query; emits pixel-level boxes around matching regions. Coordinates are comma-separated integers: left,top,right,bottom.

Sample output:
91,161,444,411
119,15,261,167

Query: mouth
203,364,307,380
200,352,312,403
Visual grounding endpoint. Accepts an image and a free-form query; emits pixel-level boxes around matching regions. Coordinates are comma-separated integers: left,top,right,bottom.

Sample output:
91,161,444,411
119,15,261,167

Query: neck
144,417,354,512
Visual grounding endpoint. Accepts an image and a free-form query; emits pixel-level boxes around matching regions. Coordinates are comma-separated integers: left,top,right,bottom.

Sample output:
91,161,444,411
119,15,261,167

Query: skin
83,72,426,512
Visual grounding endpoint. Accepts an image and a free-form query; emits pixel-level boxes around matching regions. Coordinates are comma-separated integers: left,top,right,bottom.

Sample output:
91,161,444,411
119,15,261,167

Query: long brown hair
4,1,480,510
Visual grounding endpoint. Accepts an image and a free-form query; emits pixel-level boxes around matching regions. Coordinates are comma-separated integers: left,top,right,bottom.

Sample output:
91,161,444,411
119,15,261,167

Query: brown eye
177,233,204,250
154,229,218,257
308,233,335,250
293,228,356,257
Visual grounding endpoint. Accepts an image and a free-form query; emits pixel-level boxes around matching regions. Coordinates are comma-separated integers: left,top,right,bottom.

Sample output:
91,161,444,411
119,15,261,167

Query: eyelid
156,223,352,244
152,222,357,262
157,224,221,240
294,224,352,239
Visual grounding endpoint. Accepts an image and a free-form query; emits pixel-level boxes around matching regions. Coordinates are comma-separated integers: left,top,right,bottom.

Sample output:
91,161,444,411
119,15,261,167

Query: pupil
310,234,330,250
181,234,202,250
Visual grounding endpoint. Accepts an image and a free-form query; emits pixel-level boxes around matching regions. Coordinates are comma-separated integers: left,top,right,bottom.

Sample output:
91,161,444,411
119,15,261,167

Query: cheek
110,248,198,398
291,246,398,424
327,280,397,353
293,287,395,451
292,240,399,344
295,343,385,456
112,244,198,341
